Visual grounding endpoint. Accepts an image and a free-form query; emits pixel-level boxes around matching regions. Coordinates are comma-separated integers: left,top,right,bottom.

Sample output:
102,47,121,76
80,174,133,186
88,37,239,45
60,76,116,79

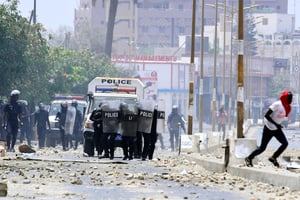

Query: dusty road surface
0,145,300,200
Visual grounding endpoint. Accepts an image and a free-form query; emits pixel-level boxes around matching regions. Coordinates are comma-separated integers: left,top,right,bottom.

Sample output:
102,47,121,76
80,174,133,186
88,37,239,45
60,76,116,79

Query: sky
1,0,80,31
0,0,299,31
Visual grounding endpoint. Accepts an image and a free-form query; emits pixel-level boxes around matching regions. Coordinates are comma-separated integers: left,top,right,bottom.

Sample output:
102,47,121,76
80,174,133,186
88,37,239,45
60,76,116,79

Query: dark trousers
148,132,157,160
73,131,81,150
103,132,117,159
93,127,103,155
169,130,179,151
248,125,288,160
37,127,47,149
6,123,18,150
134,131,143,158
142,132,150,159
20,122,31,146
60,128,66,150
122,136,135,159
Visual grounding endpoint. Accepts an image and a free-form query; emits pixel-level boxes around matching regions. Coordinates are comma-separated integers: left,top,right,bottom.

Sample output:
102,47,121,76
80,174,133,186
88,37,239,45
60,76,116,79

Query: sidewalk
183,124,300,190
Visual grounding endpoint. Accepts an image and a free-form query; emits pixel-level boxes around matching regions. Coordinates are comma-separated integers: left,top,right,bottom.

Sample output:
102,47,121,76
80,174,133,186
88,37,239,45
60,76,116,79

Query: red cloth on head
280,90,291,117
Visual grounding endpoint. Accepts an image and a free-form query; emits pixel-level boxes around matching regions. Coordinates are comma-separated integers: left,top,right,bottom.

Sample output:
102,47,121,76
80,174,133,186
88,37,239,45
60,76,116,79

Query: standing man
56,102,68,151
245,90,293,168
167,105,186,151
71,100,83,150
120,102,138,160
2,90,22,152
217,106,227,141
19,100,32,146
88,103,103,157
34,103,51,149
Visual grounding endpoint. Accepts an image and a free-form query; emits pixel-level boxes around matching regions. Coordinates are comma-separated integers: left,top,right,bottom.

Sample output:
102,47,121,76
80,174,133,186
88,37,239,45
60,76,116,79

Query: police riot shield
65,106,76,136
156,100,165,134
101,101,120,133
120,103,138,137
137,100,154,134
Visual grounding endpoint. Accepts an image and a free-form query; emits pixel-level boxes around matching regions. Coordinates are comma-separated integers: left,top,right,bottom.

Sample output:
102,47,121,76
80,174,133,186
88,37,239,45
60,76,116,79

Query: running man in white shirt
245,90,293,168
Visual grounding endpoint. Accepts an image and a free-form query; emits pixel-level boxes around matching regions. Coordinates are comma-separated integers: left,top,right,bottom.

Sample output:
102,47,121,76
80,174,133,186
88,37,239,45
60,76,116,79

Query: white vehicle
47,94,87,147
83,77,145,135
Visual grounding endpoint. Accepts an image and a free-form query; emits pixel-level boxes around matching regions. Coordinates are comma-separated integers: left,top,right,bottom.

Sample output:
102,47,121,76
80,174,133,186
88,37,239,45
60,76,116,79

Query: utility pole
237,0,244,138
33,0,36,24
188,0,196,135
198,0,204,133
221,0,227,108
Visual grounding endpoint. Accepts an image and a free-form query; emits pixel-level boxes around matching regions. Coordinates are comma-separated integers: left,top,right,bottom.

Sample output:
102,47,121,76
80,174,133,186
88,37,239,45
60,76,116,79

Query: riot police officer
56,102,68,151
89,102,103,157
2,90,22,152
71,100,83,150
34,103,50,149
101,102,120,159
120,102,138,160
167,105,186,151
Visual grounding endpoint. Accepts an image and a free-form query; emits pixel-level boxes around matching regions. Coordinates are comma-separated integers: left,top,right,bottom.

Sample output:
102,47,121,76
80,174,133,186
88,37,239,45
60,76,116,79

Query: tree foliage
0,0,119,105
47,47,119,97
0,0,49,102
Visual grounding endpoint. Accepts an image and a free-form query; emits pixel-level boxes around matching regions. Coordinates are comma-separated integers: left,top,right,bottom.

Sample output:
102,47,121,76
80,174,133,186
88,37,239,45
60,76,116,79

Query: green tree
0,0,49,103
47,47,119,96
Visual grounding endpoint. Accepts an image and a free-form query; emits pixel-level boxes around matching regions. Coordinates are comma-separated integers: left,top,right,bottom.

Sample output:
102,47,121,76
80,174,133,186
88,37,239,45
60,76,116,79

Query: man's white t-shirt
264,100,286,131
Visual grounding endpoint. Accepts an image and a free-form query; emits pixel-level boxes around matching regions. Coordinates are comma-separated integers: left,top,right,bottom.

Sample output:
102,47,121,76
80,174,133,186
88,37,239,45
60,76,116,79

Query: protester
245,90,293,168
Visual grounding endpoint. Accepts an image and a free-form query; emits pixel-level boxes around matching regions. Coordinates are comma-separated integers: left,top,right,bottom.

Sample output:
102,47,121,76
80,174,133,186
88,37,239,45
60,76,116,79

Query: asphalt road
1,147,254,200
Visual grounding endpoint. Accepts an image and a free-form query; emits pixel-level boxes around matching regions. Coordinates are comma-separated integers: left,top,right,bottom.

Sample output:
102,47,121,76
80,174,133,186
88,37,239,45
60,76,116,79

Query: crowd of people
0,90,83,152
87,101,187,160
0,89,188,160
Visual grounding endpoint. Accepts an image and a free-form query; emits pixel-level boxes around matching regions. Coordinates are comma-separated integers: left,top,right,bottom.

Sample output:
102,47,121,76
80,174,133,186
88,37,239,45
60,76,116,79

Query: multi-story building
74,0,298,123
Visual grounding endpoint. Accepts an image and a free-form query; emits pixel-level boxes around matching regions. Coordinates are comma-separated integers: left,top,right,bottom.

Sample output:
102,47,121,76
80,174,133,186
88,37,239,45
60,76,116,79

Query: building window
178,4,183,11
178,26,185,34
142,26,148,33
262,18,268,25
159,26,165,33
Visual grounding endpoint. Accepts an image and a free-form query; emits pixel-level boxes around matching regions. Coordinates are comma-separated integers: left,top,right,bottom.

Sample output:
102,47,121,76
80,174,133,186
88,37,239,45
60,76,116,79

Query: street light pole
221,0,227,107
188,0,196,135
212,0,218,132
237,0,244,138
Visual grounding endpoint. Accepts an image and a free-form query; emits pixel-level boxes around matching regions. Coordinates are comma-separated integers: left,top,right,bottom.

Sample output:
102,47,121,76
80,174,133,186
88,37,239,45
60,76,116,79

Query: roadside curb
184,153,300,190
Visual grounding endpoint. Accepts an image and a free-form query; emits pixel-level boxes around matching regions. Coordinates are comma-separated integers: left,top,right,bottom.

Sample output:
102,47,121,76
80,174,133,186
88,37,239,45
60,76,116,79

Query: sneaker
268,157,280,168
245,157,253,167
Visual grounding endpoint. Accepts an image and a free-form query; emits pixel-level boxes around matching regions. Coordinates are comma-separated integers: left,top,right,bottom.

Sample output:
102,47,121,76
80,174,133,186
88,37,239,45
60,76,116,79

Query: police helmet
39,102,45,109
61,101,68,107
172,105,178,113
10,90,20,96
71,99,78,107
19,100,28,106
